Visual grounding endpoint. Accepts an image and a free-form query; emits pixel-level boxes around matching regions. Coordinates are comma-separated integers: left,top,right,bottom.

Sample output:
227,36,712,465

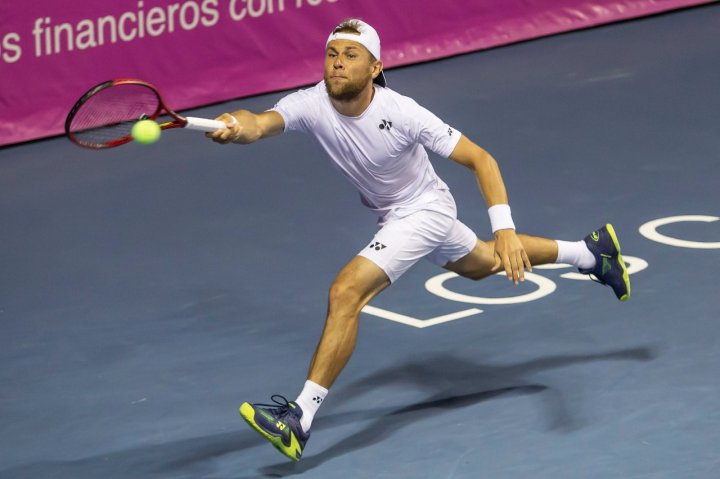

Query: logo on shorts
369,242,387,251
379,119,392,130
448,127,453,136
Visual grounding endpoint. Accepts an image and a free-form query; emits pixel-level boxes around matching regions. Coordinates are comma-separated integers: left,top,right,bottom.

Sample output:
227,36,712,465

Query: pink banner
0,0,714,146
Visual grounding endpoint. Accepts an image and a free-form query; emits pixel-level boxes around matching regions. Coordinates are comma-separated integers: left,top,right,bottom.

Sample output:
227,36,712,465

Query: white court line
639,215,720,249
361,305,483,329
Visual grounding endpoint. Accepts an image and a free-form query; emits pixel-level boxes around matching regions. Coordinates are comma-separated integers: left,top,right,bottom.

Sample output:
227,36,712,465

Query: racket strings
68,84,160,147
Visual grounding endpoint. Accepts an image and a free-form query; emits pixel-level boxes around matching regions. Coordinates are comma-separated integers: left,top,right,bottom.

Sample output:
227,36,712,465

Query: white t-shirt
272,82,462,217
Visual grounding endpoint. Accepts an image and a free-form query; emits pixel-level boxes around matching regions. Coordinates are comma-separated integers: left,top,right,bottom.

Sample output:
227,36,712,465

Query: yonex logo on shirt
369,242,387,251
379,119,392,130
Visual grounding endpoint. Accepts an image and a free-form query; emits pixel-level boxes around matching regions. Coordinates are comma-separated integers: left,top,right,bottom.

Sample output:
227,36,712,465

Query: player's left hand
491,229,532,285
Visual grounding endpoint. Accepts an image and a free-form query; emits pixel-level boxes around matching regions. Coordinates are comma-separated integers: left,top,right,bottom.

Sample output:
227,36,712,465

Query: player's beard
324,74,370,102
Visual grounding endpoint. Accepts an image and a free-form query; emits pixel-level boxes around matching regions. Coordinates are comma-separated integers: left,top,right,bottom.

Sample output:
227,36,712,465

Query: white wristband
488,204,515,233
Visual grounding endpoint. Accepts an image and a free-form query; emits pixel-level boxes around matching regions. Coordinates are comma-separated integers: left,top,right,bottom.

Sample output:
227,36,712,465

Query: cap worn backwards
326,19,387,87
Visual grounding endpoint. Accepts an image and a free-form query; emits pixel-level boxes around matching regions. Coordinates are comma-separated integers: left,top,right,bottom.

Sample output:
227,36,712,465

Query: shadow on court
0,347,654,479
260,347,655,477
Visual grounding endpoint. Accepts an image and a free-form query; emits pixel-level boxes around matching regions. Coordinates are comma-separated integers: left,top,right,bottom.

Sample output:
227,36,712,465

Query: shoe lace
254,394,293,417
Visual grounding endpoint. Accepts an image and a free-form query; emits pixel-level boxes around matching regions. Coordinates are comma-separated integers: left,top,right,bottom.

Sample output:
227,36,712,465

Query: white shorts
358,192,478,283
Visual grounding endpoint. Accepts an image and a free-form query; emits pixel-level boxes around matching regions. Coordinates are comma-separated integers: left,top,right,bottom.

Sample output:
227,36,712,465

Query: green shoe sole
605,224,631,301
239,402,303,461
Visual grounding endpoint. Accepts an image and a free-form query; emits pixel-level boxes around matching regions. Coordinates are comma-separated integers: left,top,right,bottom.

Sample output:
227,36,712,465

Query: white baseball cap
326,19,387,87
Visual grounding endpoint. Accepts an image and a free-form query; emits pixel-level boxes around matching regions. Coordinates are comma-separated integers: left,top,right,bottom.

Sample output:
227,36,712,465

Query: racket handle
184,116,227,132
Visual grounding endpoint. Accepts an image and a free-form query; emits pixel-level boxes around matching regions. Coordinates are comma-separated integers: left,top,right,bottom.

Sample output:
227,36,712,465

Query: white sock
294,380,328,433
556,240,596,269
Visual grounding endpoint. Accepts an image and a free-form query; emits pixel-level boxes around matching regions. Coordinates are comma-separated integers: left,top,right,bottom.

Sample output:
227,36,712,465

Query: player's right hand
206,113,240,144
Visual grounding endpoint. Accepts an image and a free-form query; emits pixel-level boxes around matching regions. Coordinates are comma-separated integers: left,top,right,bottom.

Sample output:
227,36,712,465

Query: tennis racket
65,78,227,149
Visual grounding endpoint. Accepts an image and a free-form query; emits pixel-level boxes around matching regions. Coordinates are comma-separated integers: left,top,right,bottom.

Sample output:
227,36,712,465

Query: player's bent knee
328,280,364,311
444,242,496,281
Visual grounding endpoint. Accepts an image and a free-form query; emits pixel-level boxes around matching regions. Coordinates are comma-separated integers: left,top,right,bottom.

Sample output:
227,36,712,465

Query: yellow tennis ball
131,119,161,144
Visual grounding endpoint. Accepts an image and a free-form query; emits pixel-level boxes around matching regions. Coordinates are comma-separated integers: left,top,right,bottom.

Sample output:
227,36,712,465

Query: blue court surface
1,4,719,478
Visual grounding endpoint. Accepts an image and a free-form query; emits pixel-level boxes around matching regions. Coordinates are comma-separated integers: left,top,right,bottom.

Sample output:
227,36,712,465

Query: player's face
324,40,378,101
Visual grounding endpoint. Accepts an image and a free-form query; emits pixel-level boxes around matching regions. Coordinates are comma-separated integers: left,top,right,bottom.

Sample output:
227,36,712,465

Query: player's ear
371,60,383,80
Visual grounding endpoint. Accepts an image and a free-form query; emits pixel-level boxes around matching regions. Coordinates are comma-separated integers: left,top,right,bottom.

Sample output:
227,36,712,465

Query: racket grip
184,116,227,132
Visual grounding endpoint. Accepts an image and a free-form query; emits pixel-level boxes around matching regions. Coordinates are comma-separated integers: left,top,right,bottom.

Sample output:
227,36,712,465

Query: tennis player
207,18,631,461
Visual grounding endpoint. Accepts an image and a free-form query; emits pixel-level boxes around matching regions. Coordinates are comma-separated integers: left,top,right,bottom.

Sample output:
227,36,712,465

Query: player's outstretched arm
207,110,285,145
449,135,531,284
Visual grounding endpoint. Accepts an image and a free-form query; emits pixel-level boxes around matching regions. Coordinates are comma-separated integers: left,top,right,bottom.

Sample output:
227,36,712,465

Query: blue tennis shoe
579,224,631,301
239,395,310,461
